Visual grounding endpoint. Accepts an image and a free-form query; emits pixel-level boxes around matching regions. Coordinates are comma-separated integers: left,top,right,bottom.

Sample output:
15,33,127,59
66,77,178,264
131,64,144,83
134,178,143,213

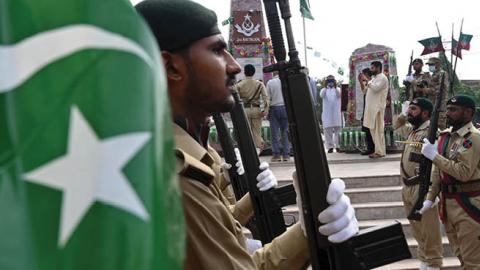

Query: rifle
262,0,411,269
228,90,296,244
407,73,445,220
404,50,414,101
212,112,249,200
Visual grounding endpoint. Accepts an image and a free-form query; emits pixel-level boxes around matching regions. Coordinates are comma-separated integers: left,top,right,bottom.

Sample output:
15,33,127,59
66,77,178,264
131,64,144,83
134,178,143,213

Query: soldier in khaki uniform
136,1,359,269
404,58,432,101
424,57,450,130
394,98,443,270
420,95,480,269
235,65,269,150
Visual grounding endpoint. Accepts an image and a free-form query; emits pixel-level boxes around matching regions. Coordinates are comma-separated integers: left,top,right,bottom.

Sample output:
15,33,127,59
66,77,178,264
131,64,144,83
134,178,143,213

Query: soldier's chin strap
174,116,210,147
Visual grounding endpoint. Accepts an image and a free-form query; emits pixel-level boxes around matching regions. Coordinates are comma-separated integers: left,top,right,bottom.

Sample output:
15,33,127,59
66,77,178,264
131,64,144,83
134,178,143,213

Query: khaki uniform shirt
410,72,431,100
427,122,480,201
236,77,269,113
424,70,450,109
207,145,253,225
174,124,310,270
394,115,430,180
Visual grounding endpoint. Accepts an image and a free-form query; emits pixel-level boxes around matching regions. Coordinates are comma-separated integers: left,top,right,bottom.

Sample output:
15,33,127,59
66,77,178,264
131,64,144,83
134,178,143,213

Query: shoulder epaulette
176,150,214,186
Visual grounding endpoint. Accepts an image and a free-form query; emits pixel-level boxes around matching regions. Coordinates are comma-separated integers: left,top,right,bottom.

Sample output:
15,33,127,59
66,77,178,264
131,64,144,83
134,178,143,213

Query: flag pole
303,16,308,67
436,21,453,91
450,23,454,79
452,18,464,94
449,22,455,94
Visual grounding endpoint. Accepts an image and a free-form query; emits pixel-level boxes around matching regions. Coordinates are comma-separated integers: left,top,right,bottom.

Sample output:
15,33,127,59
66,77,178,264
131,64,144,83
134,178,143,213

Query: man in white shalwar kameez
361,61,388,158
320,75,343,153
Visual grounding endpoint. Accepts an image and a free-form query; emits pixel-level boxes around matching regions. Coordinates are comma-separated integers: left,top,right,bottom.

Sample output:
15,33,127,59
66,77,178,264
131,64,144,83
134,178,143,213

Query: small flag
300,0,314,20
418,36,444,55
222,16,234,26
458,32,473,50
314,51,321,57
452,38,462,59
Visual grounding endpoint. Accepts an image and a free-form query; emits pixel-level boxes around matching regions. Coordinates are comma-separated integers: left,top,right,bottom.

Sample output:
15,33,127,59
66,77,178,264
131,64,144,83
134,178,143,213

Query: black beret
136,0,220,52
412,58,423,64
447,95,476,110
411,98,433,113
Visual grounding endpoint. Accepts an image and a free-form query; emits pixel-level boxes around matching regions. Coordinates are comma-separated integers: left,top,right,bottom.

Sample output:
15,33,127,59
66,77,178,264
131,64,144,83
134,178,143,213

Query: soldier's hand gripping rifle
407,73,445,220
212,112,249,200
404,50,414,101
228,90,296,244
262,0,411,269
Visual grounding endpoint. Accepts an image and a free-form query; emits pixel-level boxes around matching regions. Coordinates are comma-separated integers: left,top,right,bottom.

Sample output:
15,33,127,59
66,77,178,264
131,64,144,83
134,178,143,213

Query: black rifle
228,90,296,244
404,50,414,101
262,0,411,269
407,73,445,220
212,112,249,200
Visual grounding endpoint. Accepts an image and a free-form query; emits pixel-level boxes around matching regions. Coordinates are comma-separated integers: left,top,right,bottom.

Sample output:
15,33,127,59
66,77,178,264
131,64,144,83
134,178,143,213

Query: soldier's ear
161,51,187,82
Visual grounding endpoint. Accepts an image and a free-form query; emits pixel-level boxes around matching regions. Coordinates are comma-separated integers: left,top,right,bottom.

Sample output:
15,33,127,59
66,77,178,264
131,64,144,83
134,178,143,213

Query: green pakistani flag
0,0,185,269
300,0,314,20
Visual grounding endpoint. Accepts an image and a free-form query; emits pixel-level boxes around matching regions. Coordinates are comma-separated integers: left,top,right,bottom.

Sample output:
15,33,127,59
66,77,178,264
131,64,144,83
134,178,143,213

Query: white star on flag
24,106,151,247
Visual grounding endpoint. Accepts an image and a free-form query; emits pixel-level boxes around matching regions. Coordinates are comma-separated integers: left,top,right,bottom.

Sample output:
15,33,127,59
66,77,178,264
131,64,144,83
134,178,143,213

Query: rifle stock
212,112,249,200
262,0,411,269
229,90,297,244
407,73,445,220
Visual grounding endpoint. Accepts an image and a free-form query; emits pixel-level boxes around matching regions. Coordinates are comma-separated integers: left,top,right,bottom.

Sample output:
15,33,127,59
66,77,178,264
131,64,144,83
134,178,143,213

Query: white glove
292,172,358,243
221,162,232,170
401,101,410,116
318,178,359,243
405,75,414,82
421,138,438,161
256,162,278,191
245,238,262,254
234,148,245,175
417,197,440,214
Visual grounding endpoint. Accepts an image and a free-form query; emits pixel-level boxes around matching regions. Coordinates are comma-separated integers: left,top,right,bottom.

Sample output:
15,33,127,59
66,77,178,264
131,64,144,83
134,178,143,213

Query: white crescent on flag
0,24,154,93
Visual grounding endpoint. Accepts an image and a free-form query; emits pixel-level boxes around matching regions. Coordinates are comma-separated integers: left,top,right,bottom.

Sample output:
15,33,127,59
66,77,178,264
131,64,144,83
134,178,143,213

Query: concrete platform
272,161,401,184
373,257,461,270
263,152,401,166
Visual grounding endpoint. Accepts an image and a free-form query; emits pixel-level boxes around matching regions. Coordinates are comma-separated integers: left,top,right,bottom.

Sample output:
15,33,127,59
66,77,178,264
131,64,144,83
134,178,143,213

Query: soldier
424,57,450,130
420,95,480,269
235,64,269,151
394,98,443,270
136,1,359,269
404,58,431,100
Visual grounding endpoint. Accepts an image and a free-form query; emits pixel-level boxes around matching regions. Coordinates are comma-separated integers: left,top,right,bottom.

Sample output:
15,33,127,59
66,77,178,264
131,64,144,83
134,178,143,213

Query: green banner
300,0,314,20
0,0,184,269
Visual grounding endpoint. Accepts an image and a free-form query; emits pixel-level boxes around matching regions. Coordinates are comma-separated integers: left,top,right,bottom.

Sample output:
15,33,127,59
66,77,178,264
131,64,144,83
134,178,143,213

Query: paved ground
261,152,401,164
264,152,401,179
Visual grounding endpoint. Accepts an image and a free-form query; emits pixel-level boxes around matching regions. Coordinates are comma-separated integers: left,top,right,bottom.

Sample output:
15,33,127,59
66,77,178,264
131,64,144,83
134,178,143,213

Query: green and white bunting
0,0,184,269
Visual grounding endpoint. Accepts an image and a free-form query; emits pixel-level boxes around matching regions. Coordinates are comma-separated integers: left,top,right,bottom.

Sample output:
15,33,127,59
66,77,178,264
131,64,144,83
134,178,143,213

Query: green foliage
454,82,480,105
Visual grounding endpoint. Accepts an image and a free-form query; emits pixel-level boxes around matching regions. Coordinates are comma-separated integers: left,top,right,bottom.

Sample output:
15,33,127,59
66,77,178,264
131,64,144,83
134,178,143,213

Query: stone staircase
265,153,461,270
